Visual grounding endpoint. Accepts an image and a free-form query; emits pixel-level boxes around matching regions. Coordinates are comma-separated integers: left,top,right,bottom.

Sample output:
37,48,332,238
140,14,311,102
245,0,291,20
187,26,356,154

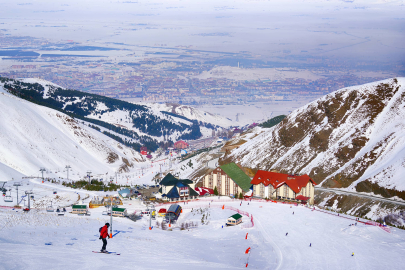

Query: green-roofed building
226,213,243,226
72,204,87,214
112,207,127,217
202,162,252,197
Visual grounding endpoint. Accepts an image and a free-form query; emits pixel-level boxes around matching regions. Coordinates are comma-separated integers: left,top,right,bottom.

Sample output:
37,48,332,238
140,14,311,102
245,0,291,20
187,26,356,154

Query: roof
112,207,126,212
166,186,180,198
219,163,252,192
160,173,193,186
174,140,189,146
195,187,214,196
229,213,243,220
295,195,310,201
251,171,317,193
118,188,130,196
168,204,181,213
158,208,167,213
72,205,87,209
188,187,199,197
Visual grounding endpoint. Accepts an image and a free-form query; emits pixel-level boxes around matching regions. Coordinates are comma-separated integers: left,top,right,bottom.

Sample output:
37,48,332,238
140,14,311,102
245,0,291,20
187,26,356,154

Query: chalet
159,173,199,202
72,205,87,214
226,213,243,226
140,146,148,155
251,171,317,204
174,140,189,149
112,207,127,217
202,163,251,197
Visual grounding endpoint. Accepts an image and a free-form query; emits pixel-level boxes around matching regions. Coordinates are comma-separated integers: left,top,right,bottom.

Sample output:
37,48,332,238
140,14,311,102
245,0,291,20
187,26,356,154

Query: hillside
0,83,145,180
220,78,405,199
0,77,228,152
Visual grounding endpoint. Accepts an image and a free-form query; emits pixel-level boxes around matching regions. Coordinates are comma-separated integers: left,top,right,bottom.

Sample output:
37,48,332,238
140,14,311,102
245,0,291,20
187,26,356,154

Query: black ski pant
101,238,107,250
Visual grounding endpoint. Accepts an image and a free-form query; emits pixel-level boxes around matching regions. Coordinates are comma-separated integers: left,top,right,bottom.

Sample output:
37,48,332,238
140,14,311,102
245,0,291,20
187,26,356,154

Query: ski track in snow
1,196,405,269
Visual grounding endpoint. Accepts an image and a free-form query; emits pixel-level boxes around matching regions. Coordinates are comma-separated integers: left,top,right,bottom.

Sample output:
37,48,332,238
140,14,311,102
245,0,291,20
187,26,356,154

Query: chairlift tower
13,182,22,206
25,190,33,210
65,165,72,182
87,171,92,185
39,168,46,181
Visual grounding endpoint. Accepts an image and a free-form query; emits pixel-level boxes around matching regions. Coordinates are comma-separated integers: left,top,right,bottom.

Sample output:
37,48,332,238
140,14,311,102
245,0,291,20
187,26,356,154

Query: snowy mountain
220,78,405,198
0,77,226,152
0,83,145,180
145,102,234,128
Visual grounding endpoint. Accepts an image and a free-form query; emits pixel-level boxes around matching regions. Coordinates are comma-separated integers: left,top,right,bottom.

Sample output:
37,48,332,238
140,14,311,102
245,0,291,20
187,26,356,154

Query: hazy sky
1,0,404,63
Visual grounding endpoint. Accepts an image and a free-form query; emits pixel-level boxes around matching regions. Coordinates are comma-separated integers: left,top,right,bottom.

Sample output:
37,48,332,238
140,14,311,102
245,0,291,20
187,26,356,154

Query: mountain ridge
220,77,405,199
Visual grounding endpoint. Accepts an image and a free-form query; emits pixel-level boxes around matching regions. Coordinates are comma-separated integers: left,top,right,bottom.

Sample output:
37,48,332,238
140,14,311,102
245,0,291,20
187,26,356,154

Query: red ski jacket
100,225,109,239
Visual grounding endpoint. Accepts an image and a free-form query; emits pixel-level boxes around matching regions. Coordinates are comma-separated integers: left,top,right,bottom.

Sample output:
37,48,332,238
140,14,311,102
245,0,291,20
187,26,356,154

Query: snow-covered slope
146,102,235,128
0,84,144,180
221,78,405,196
1,77,219,150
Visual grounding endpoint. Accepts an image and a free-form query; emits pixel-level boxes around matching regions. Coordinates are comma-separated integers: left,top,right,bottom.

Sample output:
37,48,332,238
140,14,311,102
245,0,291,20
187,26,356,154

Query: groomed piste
1,194,404,270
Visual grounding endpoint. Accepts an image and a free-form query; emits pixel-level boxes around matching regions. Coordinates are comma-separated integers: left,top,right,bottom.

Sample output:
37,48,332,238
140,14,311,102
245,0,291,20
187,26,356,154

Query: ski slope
1,195,404,269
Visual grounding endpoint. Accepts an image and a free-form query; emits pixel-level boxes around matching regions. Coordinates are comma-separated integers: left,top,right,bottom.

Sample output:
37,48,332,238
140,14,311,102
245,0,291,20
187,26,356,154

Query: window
269,185,274,198
180,187,189,196
225,177,230,195
260,183,265,198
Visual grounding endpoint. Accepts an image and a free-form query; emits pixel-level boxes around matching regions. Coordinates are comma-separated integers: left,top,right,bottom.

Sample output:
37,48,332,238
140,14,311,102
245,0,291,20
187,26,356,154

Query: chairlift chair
4,195,13,202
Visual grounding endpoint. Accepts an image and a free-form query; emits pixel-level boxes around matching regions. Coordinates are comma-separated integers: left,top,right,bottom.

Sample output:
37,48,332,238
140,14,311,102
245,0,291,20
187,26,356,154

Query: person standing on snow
99,223,110,252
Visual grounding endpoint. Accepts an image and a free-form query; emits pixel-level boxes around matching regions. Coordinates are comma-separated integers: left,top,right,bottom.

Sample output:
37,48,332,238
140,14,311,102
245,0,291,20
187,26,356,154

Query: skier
293,212,294,215
309,243,311,247
286,232,288,236
352,252,354,257
99,223,110,253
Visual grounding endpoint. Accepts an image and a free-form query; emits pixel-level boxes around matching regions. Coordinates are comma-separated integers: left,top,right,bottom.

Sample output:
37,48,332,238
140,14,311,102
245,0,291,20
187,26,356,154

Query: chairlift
4,195,13,202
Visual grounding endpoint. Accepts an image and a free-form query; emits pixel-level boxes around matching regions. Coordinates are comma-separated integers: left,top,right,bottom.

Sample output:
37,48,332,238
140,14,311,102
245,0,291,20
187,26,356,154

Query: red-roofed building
174,140,189,149
251,171,317,204
195,187,214,196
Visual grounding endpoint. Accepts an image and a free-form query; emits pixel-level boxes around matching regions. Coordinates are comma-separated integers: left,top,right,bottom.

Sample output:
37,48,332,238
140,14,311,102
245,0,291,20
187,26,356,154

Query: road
315,187,405,207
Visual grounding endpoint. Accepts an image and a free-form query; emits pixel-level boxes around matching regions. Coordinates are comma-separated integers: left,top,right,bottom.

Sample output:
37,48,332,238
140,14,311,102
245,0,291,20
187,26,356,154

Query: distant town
0,35,402,105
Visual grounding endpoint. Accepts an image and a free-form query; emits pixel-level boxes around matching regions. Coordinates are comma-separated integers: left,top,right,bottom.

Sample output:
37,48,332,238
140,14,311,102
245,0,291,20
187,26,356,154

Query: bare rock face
221,78,405,198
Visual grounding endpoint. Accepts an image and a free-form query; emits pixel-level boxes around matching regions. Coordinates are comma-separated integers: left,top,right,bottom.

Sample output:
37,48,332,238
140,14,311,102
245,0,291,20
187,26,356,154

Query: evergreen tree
214,186,218,196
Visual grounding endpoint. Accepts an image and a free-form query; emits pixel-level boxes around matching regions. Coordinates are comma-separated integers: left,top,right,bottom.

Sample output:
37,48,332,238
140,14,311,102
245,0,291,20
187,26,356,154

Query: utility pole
13,182,21,206
110,195,113,238
115,172,118,184
40,168,46,182
87,171,92,185
65,165,72,182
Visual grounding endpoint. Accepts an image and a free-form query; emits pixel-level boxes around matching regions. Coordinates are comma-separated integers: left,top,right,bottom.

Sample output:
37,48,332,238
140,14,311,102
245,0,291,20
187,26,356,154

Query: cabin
202,163,252,197
140,146,148,155
174,140,189,149
165,204,182,223
112,207,127,217
226,213,242,226
159,173,199,202
72,204,87,214
251,171,317,204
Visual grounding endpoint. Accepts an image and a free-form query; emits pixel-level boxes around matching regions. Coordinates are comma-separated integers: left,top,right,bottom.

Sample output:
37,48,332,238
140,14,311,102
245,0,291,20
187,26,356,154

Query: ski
92,251,120,255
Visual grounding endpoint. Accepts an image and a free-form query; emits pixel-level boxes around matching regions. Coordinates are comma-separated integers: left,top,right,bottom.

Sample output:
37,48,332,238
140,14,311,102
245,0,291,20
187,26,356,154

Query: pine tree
214,186,219,196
